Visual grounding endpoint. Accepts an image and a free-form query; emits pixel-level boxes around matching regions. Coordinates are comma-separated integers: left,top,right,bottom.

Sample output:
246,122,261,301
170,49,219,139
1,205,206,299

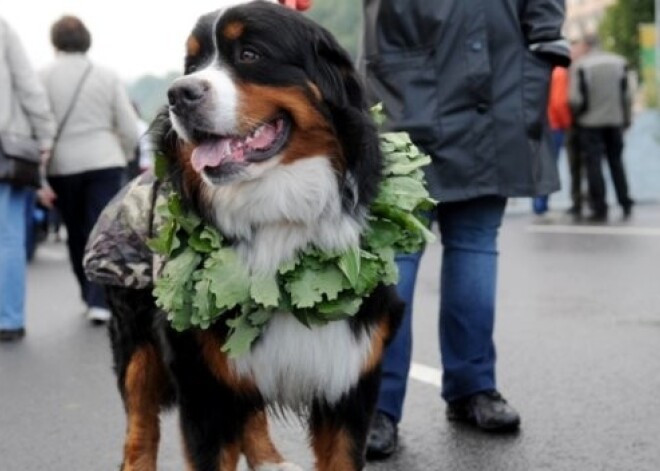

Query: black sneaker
622,202,633,219
447,390,520,433
366,411,398,460
0,328,26,342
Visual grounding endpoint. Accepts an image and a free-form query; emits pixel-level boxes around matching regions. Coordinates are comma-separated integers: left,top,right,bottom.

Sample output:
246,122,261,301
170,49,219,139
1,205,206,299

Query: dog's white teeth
246,125,264,146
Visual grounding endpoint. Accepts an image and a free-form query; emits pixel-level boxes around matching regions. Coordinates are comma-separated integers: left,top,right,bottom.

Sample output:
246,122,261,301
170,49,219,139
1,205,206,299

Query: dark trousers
565,127,583,210
49,167,123,309
579,127,632,215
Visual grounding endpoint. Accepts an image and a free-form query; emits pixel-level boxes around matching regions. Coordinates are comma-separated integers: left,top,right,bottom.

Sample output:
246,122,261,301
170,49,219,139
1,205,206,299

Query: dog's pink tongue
191,139,243,173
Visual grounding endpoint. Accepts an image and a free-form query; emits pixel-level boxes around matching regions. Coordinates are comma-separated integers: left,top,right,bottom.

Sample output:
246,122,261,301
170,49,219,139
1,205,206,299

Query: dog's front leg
309,369,381,471
242,410,303,471
120,344,167,471
107,286,172,471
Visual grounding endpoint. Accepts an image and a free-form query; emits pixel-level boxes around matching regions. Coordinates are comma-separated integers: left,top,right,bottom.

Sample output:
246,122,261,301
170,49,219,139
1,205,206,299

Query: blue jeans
0,183,30,330
377,196,507,422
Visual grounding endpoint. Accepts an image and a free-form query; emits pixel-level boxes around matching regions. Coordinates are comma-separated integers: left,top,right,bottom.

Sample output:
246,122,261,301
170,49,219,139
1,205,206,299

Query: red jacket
547,67,572,130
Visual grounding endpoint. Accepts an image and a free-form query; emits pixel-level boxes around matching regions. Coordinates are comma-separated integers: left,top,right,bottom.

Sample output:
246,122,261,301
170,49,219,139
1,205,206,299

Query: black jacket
361,0,570,202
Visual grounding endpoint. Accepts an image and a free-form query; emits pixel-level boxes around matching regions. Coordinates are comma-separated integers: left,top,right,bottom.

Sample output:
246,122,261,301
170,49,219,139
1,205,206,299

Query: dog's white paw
254,462,304,471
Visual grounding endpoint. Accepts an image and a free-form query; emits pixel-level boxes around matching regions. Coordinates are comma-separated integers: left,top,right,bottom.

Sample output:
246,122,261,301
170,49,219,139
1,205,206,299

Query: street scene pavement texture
2,112,660,470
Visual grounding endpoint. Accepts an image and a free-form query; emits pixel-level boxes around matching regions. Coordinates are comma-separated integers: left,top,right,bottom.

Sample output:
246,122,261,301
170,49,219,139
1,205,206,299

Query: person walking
40,15,138,324
570,35,634,222
0,17,56,342
360,0,570,458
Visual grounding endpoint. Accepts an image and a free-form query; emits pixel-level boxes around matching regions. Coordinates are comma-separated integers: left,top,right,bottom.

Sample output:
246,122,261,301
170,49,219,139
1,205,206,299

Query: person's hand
40,149,51,166
37,185,57,210
278,0,311,11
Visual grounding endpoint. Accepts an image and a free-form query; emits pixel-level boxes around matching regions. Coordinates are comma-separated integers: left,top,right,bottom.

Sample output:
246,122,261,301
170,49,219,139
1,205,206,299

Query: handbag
0,131,42,188
0,63,93,188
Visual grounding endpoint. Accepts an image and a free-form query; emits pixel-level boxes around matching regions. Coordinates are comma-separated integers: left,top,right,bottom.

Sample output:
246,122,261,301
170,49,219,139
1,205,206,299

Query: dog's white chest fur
207,156,363,275
230,313,372,406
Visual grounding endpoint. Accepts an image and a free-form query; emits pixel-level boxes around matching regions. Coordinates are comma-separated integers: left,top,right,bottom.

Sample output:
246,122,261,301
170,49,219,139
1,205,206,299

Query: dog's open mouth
190,115,291,174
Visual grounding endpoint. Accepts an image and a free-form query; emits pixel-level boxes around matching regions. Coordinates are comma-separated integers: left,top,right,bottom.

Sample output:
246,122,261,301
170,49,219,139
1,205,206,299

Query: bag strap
52,63,93,145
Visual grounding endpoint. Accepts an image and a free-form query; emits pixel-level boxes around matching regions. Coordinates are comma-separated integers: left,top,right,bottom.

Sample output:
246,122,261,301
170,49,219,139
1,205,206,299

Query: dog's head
156,1,381,271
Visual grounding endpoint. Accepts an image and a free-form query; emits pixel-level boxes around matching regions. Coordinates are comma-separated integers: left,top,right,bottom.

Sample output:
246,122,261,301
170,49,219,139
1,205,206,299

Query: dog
105,2,401,470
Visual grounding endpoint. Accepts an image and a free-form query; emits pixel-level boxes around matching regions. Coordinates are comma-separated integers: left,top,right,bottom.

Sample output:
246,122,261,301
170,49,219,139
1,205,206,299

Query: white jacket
0,17,55,150
40,53,139,176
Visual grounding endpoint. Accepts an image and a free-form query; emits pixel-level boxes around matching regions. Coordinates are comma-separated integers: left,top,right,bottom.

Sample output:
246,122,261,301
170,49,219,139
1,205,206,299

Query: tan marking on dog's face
311,426,358,471
122,345,167,470
242,411,286,469
223,21,245,40
236,83,343,166
186,35,201,58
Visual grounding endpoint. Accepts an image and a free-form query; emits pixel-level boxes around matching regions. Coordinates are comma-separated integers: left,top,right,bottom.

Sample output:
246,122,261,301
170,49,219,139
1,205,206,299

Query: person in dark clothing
569,35,633,221
359,0,570,459
564,39,590,218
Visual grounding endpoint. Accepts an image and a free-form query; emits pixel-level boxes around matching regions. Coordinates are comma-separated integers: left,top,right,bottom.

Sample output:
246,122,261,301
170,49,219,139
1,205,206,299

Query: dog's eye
238,47,260,64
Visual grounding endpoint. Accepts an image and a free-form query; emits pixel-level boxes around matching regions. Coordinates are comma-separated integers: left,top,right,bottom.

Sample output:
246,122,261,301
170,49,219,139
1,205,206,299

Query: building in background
565,0,616,39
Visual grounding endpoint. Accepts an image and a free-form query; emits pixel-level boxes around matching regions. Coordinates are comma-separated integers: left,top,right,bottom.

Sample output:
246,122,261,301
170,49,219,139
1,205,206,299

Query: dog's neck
206,157,364,275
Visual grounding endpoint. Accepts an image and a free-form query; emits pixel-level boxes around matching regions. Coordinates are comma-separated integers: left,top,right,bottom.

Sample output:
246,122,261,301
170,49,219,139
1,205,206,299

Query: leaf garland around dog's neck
148,104,436,358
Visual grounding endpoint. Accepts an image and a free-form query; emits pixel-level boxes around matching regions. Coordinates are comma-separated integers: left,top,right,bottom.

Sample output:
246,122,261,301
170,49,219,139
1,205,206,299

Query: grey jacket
40,53,139,176
361,0,570,202
569,50,630,128
0,18,55,150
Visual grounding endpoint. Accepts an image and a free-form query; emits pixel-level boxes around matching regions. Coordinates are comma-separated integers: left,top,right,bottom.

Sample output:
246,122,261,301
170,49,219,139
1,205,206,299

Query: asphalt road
2,201,660,471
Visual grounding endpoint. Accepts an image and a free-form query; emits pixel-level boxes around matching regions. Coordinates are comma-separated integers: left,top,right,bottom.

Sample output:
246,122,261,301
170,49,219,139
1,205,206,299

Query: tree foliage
598,0,655,72
306,0,361,58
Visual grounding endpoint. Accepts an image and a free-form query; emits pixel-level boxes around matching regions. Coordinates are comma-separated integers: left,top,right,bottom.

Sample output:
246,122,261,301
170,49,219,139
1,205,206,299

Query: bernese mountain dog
105,2,402,470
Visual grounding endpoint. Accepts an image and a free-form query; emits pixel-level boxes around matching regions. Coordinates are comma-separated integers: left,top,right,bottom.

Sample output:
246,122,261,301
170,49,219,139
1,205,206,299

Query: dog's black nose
167,79,209,108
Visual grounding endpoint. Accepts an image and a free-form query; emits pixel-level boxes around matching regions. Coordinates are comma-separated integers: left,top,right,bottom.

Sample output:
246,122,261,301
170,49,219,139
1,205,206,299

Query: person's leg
439,196,519,432
48,173,88,301
81,167,124,309
603,127,633,214
0,184,29,334
367,250,423,459
438,196,506,402
579,128,608,218
376,250,424,422
566,126,584,215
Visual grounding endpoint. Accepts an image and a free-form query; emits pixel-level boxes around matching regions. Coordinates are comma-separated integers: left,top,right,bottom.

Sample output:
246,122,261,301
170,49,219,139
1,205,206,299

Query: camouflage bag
83,172,168,289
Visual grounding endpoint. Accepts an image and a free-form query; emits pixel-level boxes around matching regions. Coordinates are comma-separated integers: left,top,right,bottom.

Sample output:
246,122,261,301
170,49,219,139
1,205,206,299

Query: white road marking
409,362,442,387
527,225,660,237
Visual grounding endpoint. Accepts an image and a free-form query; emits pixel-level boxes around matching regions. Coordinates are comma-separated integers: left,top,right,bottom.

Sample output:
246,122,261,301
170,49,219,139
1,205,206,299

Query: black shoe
366,411,398,460
622,202,633,219
586,211,608,223
566,205,582,218
0,328,26,342
447,390,520,433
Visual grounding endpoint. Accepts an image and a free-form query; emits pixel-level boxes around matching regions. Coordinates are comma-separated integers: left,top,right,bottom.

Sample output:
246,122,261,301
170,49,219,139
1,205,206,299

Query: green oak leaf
222,311,261,358
250,275,281,308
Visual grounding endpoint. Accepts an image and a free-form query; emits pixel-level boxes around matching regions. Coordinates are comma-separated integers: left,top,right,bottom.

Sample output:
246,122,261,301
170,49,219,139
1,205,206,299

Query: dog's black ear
309,29,365,111
307,29,382,213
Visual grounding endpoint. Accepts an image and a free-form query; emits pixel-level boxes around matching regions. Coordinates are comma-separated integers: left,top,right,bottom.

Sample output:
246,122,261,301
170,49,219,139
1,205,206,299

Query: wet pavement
1,112,660,470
